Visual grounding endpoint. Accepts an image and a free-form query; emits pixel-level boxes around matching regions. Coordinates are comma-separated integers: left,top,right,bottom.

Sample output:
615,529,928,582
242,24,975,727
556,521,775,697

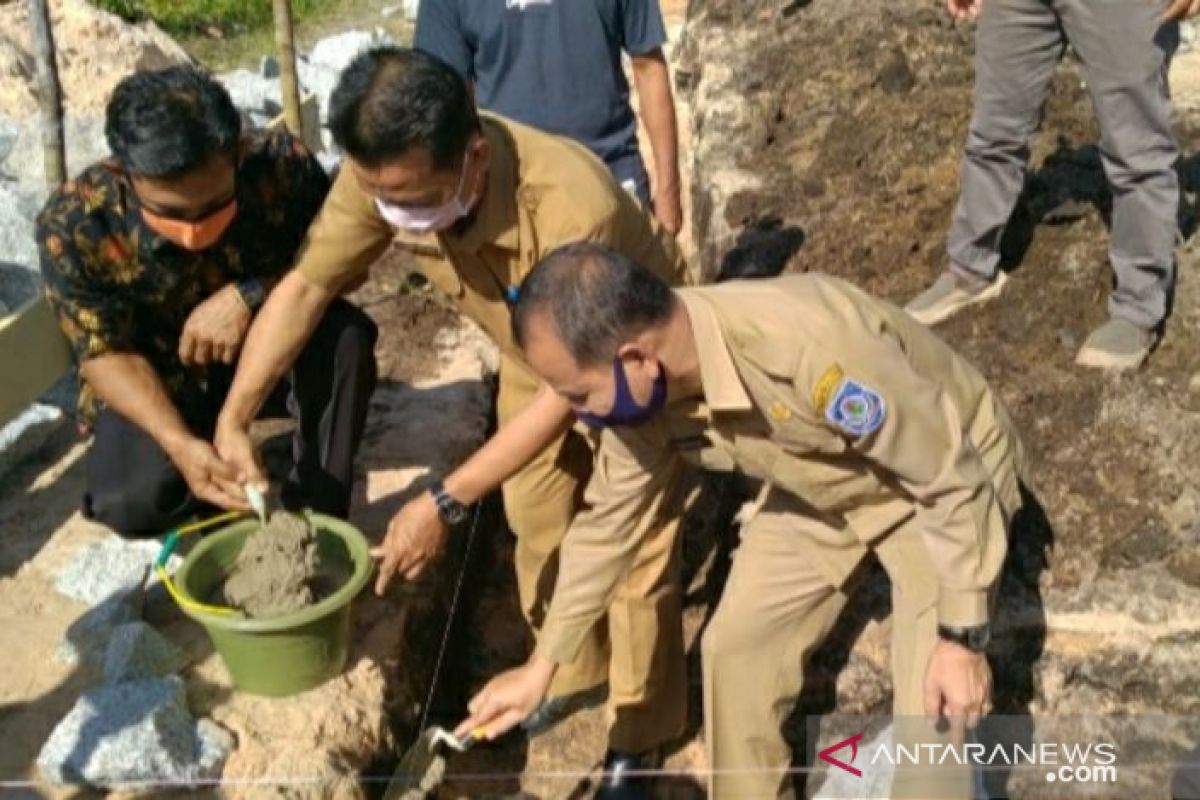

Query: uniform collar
678,290,754,412
446,115,520,254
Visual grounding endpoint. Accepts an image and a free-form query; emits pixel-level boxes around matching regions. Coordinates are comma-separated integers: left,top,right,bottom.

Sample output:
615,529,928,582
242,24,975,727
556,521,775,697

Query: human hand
653,182,684,238
455,656,557,741
946,0,983,21
923,640,993,734
168,435,251,511
213,420,268,493
1163,0,1200,21
369,491,450,593
179,284,252,366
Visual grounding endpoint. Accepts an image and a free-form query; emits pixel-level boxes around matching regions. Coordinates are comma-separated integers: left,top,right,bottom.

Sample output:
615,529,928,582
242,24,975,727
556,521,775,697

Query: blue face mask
577,358,668,429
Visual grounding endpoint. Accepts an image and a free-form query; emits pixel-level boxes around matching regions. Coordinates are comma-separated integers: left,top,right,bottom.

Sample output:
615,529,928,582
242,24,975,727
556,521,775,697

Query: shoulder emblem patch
812,364,846,415
825,378,886,437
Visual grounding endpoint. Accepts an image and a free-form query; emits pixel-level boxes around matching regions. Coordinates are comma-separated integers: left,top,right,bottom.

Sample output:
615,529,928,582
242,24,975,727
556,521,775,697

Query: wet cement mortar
222,512,326,618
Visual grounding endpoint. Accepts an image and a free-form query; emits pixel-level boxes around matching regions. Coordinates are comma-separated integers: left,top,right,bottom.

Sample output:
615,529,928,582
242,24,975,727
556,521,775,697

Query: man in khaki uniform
211,48,689,791
459,243,1025,799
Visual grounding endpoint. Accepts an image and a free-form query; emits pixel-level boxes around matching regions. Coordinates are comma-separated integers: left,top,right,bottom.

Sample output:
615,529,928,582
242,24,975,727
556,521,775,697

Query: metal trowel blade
383,728,447,799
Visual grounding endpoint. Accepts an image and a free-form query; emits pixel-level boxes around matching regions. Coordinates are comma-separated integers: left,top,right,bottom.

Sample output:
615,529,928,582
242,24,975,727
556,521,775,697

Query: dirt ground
0,251,498,798
683,0,1200,596
676,0,1200,795
439,1,1200,796
5,0,1199,797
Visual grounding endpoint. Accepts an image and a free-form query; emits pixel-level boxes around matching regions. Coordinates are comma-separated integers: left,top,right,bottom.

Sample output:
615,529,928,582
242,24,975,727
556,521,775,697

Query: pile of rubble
0,0,190,119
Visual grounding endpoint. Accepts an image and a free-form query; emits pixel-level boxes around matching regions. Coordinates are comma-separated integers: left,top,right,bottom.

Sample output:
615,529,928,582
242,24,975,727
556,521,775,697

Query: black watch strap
236,278,267,310
429,479,469,526
937,623,991,653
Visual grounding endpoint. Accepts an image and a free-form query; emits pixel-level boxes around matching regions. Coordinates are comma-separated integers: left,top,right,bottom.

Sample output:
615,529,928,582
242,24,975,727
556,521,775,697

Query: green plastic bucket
172,512,373,698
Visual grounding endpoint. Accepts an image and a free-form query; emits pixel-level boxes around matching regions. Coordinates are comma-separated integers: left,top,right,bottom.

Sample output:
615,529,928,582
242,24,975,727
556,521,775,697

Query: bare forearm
632,50,681,197
81,354,193,456
444,386,574,503
219,270,334,428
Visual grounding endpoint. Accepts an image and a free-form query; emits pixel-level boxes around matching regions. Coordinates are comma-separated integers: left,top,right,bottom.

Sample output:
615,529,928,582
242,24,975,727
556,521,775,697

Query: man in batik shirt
38,66,377,536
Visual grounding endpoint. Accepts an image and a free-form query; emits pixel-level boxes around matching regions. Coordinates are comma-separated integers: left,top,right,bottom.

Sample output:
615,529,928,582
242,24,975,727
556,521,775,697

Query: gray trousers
947,0,1180,328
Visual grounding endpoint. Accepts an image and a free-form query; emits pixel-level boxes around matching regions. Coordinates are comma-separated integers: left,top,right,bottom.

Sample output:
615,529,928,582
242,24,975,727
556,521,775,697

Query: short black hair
513,243,677,366
328,46,481,171
105,66,241,179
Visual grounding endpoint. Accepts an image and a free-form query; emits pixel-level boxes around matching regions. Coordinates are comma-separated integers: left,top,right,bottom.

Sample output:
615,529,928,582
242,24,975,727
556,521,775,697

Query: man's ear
472,135,491,171
616,336,658,368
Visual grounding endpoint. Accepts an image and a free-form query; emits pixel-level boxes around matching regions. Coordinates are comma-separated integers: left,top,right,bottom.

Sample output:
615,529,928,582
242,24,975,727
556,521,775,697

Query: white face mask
375,152,474,234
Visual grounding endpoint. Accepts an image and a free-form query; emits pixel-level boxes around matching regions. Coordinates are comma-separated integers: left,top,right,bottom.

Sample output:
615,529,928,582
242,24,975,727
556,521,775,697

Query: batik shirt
37,129,330,420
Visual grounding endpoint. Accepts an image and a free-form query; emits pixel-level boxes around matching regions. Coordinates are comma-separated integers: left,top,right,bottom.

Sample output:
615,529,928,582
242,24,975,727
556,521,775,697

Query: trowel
382,726,487,799
244,484,268,526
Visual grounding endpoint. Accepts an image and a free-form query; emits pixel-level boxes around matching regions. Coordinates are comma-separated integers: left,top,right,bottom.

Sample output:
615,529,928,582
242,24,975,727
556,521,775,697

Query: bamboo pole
272,0,304,140
28,0,66,189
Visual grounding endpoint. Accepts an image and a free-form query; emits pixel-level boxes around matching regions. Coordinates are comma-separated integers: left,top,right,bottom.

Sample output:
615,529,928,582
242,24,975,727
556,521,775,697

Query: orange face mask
141,200,238,252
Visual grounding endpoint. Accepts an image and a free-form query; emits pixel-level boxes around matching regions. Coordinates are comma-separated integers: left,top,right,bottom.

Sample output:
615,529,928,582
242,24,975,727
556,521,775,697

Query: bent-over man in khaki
213,48,689,779
459,243,1025,799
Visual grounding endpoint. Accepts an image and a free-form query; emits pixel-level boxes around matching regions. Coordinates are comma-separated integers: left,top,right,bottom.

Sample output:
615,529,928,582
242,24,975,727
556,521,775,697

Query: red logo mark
819,732,864,777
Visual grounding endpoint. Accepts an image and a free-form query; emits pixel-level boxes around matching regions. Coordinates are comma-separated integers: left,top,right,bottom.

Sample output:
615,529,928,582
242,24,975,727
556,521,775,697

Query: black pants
83,300,378,538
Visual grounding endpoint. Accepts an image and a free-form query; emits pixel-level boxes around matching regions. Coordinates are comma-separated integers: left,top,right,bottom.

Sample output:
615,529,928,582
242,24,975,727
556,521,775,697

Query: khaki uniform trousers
496,354,687,753
702,487,982,799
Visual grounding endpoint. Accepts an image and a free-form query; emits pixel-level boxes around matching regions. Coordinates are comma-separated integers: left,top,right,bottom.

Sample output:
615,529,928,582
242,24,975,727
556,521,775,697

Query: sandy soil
0,249,497,797
0,0,191,118
10,1,1199,798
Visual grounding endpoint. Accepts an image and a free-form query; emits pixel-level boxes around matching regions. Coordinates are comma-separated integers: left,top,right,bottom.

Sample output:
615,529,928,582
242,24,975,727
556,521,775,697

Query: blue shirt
415,0,667,172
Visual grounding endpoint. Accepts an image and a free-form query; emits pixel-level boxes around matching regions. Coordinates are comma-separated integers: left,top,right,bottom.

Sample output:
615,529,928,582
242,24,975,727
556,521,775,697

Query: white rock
260,55,280,79
55,535,179,608
0,402,64,481
102,621,185,684
56,589,142,667
1,115,108,190
308,30,379,75
0,182,40,270
297,60,341,119
218,69,282,117
36,676,230,788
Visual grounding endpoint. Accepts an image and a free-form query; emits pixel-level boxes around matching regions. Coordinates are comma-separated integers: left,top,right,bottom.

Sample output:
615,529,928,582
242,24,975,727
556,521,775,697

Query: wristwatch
937,623,991,653
429,479,469,526
235,278,267,311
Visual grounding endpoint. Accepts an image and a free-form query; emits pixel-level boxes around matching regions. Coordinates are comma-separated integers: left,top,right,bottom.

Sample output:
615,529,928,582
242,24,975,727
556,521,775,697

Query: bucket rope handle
155,510,250,618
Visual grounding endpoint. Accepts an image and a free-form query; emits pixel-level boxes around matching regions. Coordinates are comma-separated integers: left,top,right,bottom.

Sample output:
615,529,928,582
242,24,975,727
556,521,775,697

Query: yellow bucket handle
155,510,251,618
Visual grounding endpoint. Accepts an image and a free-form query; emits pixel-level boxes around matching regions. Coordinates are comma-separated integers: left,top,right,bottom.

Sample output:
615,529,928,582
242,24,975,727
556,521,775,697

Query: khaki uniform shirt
294,113,688,358
537,273,1025,665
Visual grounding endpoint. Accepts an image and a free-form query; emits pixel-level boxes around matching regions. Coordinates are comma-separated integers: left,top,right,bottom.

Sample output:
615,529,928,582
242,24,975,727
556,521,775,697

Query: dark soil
688,0,1200,597
349,250,463,383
